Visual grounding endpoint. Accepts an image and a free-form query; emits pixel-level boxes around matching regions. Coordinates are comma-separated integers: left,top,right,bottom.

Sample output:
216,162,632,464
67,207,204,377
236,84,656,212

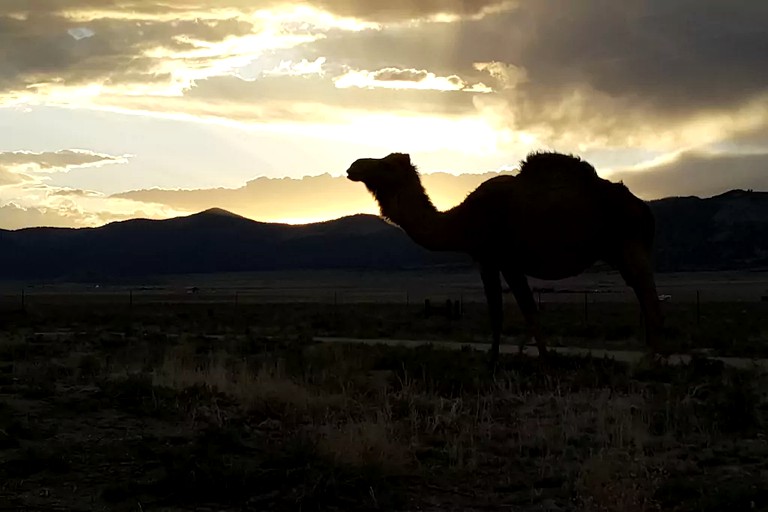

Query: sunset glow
1,1,767,229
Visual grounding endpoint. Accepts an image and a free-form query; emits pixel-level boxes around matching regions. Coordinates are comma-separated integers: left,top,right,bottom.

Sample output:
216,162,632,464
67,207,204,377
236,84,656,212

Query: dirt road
315,336,768,370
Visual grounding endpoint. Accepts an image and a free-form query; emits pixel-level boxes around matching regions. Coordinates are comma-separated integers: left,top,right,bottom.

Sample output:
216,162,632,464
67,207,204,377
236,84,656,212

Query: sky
1,0,767,229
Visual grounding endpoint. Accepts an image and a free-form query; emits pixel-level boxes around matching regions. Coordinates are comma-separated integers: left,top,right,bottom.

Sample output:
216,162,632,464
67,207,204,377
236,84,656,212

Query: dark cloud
302,1,768,147
305,0,511,21
3,0,767,153
494,1,768,115
612,151,768,200
0,9,254,93
373,68,430,82
0,0,511,22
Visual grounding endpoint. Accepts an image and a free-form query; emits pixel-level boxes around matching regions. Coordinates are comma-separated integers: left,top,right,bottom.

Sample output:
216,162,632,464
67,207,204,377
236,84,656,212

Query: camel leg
502,270,549,358
615,244,664,354
479,264,502,364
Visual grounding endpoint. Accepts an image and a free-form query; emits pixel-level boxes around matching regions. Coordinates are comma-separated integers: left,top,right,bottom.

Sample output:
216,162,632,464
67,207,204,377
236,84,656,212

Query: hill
0,191,767,280
652,189,768,271
0,209,466,281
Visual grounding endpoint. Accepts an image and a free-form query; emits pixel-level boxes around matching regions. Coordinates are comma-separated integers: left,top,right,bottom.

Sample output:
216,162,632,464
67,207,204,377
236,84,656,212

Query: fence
2,282,765,314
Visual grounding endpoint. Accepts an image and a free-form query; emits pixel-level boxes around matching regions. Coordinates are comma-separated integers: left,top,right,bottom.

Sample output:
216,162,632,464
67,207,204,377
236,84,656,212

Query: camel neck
381,190,465,252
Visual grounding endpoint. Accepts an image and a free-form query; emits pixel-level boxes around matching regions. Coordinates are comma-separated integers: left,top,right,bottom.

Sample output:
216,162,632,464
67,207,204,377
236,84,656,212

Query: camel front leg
480,264,502,364
616,244,665,355
502,270,549,358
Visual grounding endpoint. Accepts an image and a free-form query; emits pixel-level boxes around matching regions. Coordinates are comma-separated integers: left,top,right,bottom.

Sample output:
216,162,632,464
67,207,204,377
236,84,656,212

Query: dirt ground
1,295,768,511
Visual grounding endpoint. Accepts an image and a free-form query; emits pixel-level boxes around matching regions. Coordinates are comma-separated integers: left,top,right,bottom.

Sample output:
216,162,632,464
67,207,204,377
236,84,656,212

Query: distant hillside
0,209,467,281
0,190,766,280
651,189,768,271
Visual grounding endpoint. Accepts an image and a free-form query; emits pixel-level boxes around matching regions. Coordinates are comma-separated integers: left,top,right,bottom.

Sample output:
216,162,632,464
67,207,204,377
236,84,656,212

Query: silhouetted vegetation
1,299,767,510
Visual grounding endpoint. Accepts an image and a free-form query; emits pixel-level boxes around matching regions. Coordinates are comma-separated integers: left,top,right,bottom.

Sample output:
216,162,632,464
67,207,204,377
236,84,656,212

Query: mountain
0,190,767,281
0,208,466,281
651,189,768,271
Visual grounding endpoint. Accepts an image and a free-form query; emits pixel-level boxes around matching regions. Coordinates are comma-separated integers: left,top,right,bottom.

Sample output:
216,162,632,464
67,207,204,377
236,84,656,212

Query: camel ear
386,152,411,166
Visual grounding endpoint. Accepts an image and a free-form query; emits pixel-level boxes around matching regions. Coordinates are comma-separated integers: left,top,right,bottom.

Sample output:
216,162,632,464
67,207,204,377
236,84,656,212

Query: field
1,270,768,511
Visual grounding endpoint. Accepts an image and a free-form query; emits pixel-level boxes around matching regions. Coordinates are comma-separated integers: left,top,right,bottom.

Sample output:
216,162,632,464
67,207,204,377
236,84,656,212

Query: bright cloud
261,57,327,77
334,66,491,92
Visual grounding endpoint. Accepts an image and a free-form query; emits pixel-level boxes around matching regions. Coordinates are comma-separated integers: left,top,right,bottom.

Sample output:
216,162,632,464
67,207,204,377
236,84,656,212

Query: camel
346,151,664,363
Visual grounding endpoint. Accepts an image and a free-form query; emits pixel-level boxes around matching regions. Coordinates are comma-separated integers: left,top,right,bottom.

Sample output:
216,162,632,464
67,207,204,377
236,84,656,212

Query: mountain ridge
1,189,767,280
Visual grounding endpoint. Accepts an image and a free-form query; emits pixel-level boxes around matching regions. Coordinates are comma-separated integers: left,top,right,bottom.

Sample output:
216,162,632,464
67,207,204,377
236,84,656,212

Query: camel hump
518,151,599,181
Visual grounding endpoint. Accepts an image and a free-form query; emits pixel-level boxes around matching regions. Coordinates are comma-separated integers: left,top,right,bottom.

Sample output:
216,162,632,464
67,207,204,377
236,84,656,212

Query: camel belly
477,217,605,279
464,180,625,278
521,251,599,280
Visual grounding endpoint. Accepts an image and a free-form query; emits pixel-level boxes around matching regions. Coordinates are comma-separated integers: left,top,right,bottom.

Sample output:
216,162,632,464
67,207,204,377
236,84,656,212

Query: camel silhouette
346,151,664,363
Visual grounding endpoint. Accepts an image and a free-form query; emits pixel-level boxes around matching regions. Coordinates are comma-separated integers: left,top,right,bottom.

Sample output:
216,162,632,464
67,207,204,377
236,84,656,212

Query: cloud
475,2,768,149
260,57,327,77
334,66,490,92
298,0,515,22
610,150,768,200
303,1,768,151
5,145,763,229
0,1,514,23
0,187,187,229
0,168,30,187
0,147,184,229
0,1,507,114
3,1,768,165
110,148,768,225
0,149,130,200
0,4,322,104
0,149,128,174
183,69,483,121
112,169,520,223
0,203,75,230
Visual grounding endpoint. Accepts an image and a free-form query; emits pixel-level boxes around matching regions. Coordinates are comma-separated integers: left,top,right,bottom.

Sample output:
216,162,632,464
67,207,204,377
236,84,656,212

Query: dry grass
2,299,768,510
136,339,768,510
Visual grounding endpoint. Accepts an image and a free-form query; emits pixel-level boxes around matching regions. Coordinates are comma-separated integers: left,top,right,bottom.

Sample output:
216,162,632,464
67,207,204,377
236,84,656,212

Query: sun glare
316,114,503,156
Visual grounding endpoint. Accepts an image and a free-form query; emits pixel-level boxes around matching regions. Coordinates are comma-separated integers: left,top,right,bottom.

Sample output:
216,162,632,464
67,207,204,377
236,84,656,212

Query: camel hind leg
614,243,664,354
502,270,549,357
479,264,503,364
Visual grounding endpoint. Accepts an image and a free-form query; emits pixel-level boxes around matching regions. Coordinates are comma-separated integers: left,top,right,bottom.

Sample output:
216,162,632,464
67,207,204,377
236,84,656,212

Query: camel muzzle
346,167,362,182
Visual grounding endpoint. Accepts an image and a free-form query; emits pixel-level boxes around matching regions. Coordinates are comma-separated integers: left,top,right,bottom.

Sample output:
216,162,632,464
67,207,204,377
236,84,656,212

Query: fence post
583,291,589,324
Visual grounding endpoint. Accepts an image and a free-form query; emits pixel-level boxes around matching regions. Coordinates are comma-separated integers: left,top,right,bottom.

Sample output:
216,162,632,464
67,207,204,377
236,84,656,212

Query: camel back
518,152,598,183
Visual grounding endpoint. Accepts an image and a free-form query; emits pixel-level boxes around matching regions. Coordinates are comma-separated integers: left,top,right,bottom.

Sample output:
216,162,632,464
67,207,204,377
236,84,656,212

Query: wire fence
1,281,765,310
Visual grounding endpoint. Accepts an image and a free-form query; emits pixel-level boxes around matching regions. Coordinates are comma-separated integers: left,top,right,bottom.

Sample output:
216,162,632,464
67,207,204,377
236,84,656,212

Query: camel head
346,152,421,199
